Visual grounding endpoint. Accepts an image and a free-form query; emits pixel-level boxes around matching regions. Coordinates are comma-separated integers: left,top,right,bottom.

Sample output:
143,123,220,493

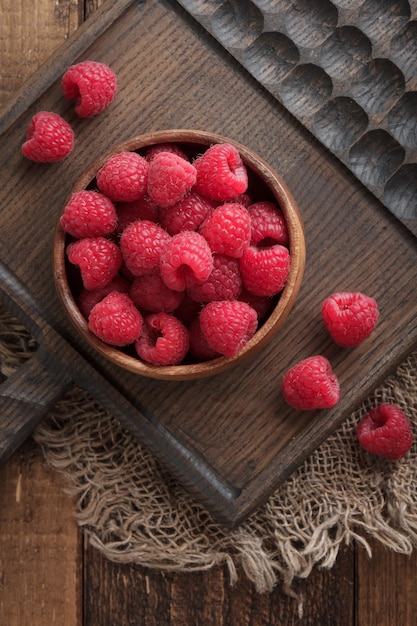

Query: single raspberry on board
96,151,149,203
321,291,379,348
22,111,74,162
159,192,214,235
199,300,258,357
120,220,171,276
187,254,242,303
199,203,251,258
239,244,290,297
78,274,130,318
60,190,117,238
135,313,190,365
115,195,159,233
193,143,248,201
248,201,289,246
147,151,197,208
145,142,189,162
129,274,184,313
281,355,340,410
61,60,117,117
357,403,413,460
66,236,122,290
160,231,213,291
88,292,143,347
189,318,221,361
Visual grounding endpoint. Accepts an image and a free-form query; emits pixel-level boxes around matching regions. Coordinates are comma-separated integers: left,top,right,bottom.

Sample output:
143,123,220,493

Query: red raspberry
66,237,122,290
187,254,242,303
199,203,251,258
239,287,273,321
61,60,117,117
189,318,221,361
60,190,117,238
21,111,74,162
199,300,258,357
193,143,248,201
240,244,290,297
159,192,214,235
281,355,340,410
145,143,189,162
115,196,159,233
248,201,289,246
78,274,131,318
135,313,189,365
147,152,197,208
160,231,213,291
129,274,184,313
88,292,143,347
96,151,149,203
120,220,171,277
357,403,413,460
321,292,379,348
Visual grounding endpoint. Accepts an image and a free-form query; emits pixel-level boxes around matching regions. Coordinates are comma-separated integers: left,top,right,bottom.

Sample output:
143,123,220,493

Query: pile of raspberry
61,141,291,366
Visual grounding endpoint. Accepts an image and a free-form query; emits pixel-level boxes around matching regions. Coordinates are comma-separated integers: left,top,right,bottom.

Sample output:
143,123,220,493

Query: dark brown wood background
1,1,417,624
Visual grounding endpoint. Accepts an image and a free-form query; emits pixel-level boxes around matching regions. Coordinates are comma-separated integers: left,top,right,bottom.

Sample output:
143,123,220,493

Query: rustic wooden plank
0,440,82,626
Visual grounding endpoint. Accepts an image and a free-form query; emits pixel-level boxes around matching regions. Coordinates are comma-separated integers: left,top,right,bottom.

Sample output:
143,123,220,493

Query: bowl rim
53,129,306,380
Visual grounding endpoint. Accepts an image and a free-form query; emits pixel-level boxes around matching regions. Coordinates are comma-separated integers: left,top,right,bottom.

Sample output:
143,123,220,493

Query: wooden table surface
1,2,417,624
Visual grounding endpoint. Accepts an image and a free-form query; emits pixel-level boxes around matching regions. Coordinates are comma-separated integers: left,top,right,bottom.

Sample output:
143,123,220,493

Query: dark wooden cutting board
1,0,416,526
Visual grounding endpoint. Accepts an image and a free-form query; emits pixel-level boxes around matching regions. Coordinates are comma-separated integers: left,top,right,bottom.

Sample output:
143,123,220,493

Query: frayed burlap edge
1,308,417,594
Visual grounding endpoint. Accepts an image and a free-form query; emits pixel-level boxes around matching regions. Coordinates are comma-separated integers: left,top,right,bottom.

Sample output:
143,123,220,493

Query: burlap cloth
2,306,417,594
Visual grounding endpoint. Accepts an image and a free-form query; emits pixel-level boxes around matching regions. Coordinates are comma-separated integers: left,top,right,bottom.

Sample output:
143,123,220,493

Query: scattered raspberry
88,292,143,347
67,237,122,290
60,190,117,238
199,300,258,357
239,287,273,321
145,143,189,162
96,151,149,202
199,203,251,258
187,254,242,303
115,196,159,233
357,403,413,460
159,192,214,235
130,274,184,313
240,244,290,297
147,152,197,208
321,292,379,348
120,219,171,276
193,143,248,201
135,313,189,365
160,231,213,291
189,318,221,361
22,111,74,162
248,201,289,246
78,274,130,318
281,355,340,410
61,60,117,117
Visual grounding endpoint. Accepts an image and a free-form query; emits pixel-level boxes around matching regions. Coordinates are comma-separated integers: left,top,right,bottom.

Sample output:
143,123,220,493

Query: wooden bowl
53,129,306,380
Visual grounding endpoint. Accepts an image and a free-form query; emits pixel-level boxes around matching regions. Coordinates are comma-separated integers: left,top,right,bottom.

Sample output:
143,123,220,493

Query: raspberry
96,151,149,203
199,300,258,357
78,274,130,318
67,237,122,290
145,143,189,162
240,244,290,296
147,152,197,208
189,318,221,361
357,403,413,460
61,60,117,117
60,190,117,238
88,292,143,347
135,313,189,365
115,196,159,233
159,192,214,235
199,203,251,258
160,231,213,291
321,292,379,348
130,274,184,313
187,254,242,303
193,143,248,201
120,220,171,277
281,355,340,410
248,201,289,246
22,111,74,162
